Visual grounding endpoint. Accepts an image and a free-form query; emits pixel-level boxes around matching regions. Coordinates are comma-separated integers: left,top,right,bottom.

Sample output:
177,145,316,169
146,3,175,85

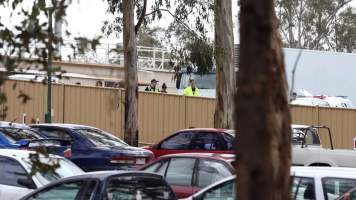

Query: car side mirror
18,178,36,189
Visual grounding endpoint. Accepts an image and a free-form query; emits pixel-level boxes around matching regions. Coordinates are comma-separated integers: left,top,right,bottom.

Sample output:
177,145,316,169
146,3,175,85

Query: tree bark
214,0,236,129
123,0,139,147
236,0,292,199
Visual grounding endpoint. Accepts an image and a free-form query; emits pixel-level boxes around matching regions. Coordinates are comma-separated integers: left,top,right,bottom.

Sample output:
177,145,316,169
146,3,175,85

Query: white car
184,167,356,200
0,149,84,200
291,167,356,200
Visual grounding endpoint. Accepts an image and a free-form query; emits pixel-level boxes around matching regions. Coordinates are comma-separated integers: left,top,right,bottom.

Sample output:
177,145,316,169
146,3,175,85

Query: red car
144,128,235,158
140,153,235,199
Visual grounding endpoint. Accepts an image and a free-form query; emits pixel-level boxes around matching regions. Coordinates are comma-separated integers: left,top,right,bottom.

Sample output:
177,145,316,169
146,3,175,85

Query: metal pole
45,9,53,123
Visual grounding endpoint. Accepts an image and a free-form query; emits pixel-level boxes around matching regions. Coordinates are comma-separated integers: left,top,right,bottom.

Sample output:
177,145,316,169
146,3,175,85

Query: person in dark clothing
161,83,168,93
145,79,159,92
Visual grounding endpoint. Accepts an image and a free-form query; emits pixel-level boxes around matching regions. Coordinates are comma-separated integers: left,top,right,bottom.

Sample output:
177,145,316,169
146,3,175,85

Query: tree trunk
123,0,139,147
236,0,292,199
214,0,236,129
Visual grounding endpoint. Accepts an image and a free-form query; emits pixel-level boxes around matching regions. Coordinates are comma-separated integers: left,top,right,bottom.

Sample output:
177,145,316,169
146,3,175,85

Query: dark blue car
20,171,177,200
31,124,154,172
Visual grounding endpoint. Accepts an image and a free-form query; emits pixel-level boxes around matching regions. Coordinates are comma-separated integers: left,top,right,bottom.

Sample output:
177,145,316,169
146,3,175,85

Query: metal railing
60,40,175,71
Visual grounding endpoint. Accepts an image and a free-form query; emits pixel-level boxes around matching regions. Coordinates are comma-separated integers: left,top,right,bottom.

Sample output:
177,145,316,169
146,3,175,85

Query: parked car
291,166,356,200
0,149,84,200
182,176,236,200
292,125,356,167
0,122,42,148
140,153,235,199
30,123,154,171
0,122,72,157
20,171,177,200
143,128,235,158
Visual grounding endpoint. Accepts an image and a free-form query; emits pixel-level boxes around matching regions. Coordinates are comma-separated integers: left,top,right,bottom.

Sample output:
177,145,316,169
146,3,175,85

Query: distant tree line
276,0,356,53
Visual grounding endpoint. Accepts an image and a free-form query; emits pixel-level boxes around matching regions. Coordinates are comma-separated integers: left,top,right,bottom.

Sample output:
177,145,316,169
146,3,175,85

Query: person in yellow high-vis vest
184,79,201,96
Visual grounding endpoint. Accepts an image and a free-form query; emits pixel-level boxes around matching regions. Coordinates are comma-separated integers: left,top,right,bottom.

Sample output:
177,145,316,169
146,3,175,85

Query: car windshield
22,157,83,186
0,128,41,142
105,175,176,200
179,73,216,89
76,128,128,147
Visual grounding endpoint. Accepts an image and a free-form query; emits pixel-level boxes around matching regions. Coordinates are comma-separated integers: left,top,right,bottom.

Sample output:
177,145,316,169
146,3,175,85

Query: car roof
291,166,356,178
292,124,311,129
0,149,62,159
30,123,98,130
0,121,31,129
160,153,235,162
49,170,164,182
178,128,234,133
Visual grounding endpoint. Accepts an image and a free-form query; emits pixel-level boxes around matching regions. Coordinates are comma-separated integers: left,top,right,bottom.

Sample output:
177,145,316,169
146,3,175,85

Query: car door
291,176,316,200
163,157,197,199
190,132,232,154
193,159,234,194
153,131,195,157
0,156,35,200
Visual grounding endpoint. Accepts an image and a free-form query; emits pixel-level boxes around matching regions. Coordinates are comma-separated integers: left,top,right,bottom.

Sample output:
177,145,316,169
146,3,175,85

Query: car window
144,160,169,176
0,128,41,141
0,156,30,188
144,161,163,173
76,129,127,147
222,133,234,150
165,158,196,186
197,159,232,188
292,128,320,146
191,133,221,150
292,176,315,200
104,175,175,200
160,132,194,150
28,181,85,200
83,180,98,200
200,179,235,200
322,177,356,200
36,128,72,141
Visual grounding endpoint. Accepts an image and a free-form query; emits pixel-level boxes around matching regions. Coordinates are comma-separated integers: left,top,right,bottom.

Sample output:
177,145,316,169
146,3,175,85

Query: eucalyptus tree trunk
236,0,292,199
123,0,139,146
214,0,236,129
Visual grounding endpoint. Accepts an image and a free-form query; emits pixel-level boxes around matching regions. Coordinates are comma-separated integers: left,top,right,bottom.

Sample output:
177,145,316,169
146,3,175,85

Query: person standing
145,79,159,92
184,78,201,96
160,83,168,93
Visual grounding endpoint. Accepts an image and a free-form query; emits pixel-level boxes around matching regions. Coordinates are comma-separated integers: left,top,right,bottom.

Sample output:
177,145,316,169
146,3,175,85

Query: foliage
276,0,356,52
137,26,164,47
28,146,60,178
335,7,356,53
103,0,215,73
0,0,98,177
166,21,214,74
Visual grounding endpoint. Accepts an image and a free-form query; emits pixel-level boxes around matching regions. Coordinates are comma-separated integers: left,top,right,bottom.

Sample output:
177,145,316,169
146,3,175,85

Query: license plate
136,158,146,165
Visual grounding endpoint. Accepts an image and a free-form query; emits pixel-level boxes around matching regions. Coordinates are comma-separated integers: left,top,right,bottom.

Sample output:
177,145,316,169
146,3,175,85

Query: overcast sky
65,0,240,44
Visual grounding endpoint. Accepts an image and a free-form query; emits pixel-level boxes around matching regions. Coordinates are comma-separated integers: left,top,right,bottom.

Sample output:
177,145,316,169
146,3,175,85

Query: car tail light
63,148,72,158
110,156,136,164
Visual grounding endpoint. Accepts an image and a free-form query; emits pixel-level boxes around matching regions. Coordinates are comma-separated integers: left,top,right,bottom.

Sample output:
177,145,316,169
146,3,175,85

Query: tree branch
134,0,147,34
145,8,205,41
